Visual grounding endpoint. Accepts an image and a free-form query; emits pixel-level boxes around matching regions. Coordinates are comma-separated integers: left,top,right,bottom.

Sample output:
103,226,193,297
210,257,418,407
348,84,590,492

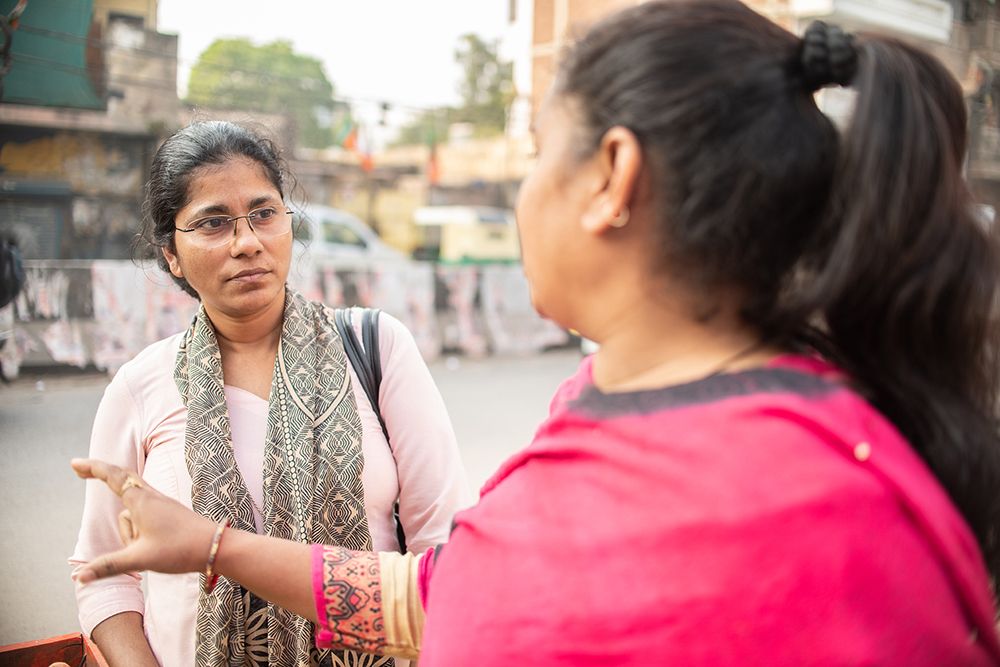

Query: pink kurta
71,309,472,667
413,355,1000,665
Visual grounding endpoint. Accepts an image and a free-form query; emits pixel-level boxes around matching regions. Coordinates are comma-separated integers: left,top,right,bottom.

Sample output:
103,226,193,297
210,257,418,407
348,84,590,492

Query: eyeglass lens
182,208,292,247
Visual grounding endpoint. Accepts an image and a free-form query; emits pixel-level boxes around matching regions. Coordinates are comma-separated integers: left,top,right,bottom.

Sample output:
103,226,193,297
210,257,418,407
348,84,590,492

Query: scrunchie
800,20,857,91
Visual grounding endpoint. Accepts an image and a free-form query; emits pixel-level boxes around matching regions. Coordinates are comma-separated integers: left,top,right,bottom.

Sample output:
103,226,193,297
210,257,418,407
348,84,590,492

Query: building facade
0,0,178,260
527,0,1000,207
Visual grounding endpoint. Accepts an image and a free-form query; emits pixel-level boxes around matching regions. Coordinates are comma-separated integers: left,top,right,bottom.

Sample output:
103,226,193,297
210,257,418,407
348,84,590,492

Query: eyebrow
189,196,281,219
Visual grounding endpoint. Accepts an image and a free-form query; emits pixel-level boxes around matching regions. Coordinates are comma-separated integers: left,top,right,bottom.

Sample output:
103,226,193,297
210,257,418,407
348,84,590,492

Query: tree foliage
392,108,454,147
453,34,514,134
186,39,335,148
392,33,514,146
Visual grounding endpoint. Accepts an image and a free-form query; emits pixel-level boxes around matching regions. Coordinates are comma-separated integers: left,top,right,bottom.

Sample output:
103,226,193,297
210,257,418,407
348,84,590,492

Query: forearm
90,611,159,667
212,527,316,621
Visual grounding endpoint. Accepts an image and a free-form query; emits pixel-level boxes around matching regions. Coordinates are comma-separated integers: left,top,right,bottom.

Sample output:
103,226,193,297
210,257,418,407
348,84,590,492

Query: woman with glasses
69,121,472,667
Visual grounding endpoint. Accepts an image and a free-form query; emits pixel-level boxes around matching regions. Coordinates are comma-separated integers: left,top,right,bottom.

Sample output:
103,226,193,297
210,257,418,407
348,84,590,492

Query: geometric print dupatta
174,288,392,667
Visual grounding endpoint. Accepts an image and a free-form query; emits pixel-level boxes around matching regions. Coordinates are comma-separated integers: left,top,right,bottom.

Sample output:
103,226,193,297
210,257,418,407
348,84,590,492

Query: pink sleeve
417,545,441,609
375,312,473,554
69,364,147,636
312,544,335,647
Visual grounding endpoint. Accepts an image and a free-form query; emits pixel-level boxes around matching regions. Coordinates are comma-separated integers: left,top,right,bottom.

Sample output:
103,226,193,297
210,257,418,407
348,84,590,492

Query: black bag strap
334,308,389,444
362,309,383,400
334,307,406,552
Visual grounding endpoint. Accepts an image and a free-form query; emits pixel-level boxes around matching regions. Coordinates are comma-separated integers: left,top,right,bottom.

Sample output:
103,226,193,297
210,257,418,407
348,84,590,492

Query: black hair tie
800,20,857,91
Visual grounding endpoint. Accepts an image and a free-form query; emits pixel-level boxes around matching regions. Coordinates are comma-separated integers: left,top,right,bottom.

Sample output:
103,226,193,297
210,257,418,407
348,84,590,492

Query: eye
191,216,230,231
252,206,278,221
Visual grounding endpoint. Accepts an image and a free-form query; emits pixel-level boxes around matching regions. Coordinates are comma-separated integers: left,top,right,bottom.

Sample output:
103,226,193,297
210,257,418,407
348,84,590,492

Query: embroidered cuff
312,544,386,655
311,544,424,660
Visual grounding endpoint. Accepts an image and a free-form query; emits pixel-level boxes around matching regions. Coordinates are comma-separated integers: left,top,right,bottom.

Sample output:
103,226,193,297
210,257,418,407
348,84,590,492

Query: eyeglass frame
173,206,293,244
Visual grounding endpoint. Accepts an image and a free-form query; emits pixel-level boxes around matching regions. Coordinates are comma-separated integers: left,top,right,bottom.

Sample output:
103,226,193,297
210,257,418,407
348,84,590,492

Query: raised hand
70,458,217,583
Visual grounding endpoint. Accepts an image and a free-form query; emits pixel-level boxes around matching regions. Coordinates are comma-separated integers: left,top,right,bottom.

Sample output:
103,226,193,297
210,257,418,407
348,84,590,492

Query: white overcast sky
158,0,512,138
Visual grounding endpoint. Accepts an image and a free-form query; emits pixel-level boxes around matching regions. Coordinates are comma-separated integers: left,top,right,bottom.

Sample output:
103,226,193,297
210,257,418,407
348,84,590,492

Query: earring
609,205,629,228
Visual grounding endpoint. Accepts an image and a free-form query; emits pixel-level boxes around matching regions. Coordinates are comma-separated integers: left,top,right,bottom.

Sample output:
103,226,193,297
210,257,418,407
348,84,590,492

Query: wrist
203,519,230,593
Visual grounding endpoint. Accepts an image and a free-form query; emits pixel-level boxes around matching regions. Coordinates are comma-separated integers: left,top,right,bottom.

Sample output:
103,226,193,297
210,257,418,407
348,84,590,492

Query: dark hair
134,121,287,298
559,0,1000,588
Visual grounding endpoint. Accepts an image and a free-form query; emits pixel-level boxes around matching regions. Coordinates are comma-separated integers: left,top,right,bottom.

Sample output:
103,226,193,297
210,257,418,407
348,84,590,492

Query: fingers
71,458,138,497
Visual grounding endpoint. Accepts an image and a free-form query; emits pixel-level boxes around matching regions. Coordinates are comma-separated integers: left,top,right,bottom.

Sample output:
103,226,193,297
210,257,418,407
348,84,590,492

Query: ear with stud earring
609,205,630,228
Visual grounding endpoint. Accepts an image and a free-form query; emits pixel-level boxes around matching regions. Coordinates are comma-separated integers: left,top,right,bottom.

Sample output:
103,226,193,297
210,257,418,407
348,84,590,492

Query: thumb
77,545,145,584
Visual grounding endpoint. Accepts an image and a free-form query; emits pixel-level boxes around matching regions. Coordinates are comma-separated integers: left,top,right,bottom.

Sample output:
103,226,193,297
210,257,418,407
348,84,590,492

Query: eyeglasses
175,206,293,248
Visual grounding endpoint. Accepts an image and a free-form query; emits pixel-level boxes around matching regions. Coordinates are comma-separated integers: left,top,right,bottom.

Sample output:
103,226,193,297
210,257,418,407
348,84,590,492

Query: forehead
537,92,589,138
534,93,594,167
184,158,281,202
535,91,569,132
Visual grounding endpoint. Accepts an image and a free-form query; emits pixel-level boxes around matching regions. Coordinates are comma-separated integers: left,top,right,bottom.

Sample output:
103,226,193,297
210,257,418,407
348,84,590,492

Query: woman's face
162,158,291,320
515,94,601,327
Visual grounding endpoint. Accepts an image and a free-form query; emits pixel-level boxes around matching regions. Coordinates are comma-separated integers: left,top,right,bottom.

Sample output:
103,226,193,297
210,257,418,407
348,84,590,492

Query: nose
230,215,256,236
229,216,263,254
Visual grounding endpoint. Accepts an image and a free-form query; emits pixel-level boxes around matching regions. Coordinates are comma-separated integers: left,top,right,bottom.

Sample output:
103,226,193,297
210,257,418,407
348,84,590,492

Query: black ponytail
559,0,1000,590
801,34,1000,584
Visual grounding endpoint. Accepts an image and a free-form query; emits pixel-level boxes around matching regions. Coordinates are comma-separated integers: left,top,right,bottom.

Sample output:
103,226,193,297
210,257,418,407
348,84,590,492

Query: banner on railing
0,260,569,378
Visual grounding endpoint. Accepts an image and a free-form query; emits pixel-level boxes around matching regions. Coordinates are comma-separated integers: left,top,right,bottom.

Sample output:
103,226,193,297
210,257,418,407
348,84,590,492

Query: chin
527,289,546,320
529,292,576,332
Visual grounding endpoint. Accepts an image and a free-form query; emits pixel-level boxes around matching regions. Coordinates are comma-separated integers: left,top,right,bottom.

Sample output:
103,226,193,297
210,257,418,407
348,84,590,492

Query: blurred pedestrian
0,234,24,382
72,2,1000,664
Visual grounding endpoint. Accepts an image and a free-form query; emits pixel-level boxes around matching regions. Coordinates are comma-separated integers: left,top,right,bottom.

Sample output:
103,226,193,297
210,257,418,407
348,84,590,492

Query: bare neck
203,297,285,400
206,300,284,353
586,281,777,394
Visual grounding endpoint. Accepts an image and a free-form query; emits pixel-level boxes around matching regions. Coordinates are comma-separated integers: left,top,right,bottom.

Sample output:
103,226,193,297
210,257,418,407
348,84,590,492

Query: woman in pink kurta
408,355,1000,664
72,2,1000,664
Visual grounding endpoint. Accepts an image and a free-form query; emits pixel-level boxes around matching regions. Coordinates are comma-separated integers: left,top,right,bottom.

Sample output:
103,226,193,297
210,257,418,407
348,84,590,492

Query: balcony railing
968,103,1000,180
790,0,953,42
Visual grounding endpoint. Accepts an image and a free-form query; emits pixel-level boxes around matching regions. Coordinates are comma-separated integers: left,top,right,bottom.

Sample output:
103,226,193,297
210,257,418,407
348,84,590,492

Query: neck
586,284,778,393
203,296,285,356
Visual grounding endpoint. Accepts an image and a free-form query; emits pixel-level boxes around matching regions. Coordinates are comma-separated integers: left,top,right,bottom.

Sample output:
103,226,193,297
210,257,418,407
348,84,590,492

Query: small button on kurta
854,442,871,461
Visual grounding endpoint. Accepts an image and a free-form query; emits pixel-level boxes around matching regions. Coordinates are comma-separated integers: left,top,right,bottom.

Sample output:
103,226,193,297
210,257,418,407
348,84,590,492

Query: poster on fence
11,260,568,376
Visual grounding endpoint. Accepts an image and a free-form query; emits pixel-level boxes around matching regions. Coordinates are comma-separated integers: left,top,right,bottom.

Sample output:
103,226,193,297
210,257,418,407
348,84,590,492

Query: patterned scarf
175,288,393,667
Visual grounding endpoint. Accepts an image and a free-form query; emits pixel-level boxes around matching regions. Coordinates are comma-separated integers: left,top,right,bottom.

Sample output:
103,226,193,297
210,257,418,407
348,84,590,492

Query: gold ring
120,476,144,495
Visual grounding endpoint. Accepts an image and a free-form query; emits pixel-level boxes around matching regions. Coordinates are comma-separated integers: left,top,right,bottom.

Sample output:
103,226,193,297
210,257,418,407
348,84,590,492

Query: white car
292,205,406,264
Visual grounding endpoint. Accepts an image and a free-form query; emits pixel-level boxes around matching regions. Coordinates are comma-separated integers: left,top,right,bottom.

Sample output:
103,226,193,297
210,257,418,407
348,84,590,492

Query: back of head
558,0,838,325
559,0,1000,588
135,121,286,298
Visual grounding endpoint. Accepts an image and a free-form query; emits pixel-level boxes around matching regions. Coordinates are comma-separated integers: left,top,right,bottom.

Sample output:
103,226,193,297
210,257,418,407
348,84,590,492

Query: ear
579,126,643,234
161,246,184,278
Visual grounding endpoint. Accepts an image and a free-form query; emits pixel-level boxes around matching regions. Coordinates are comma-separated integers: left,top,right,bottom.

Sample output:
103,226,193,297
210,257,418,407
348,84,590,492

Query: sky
157,0,513,143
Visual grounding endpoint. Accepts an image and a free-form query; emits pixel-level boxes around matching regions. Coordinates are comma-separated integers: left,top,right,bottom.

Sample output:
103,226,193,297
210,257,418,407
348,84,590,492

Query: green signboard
1,0,106,109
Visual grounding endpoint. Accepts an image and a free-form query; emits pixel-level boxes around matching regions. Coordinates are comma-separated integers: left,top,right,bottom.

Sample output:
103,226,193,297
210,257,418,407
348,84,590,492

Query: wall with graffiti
0,259,570,379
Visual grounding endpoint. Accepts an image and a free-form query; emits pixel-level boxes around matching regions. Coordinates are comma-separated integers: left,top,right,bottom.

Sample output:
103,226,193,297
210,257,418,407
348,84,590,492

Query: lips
229,267,269,282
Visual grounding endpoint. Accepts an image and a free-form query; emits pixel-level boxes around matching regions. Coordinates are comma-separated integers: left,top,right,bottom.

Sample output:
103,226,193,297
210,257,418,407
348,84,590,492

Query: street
0,348,583,646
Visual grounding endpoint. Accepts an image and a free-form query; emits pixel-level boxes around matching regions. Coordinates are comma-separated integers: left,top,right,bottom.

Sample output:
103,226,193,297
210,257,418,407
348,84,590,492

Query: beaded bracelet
204,518,230,594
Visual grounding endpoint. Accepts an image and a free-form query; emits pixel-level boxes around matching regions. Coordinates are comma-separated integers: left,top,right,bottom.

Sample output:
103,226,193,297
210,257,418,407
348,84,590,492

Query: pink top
71,309,472,667
415,355,1000,665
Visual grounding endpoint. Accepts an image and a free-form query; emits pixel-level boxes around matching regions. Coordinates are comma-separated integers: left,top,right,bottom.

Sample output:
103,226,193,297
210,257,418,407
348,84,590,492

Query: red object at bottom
0,632,109,667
